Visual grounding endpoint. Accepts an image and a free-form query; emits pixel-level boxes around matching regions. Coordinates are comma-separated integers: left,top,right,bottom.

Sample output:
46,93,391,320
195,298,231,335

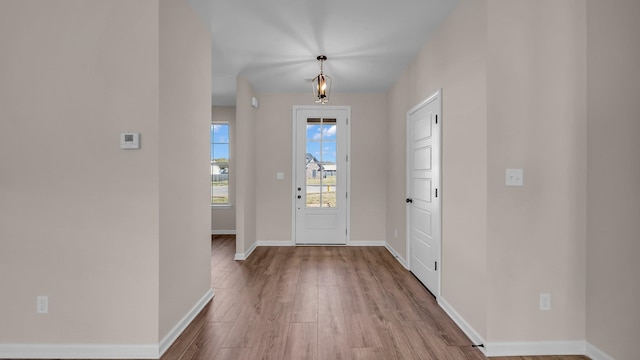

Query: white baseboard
234,241,257,260
257,240,294,246
0,344,158,359
438,297,486,354
586,342,615,360
348,240,385,246
0,289,215,359
435,297,615,359
475,339,614,358
159,288,214,356
211,230,236,235
484,340,585,357
384,243,409,269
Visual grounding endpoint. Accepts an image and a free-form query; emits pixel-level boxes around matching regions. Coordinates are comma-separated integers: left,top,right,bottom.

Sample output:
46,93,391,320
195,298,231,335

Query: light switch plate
37,296,48,314
506,168,524,186
276,172,285,180
539,293,551,310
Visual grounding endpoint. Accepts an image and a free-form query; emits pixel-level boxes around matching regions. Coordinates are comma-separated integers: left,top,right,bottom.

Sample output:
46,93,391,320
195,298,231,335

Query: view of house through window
211,123,229,204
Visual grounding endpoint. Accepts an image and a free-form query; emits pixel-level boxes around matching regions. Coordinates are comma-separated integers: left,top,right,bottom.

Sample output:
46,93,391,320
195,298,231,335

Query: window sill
211,204,233,209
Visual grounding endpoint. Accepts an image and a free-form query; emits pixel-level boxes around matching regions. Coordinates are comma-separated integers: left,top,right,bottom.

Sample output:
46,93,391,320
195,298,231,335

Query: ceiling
187,0,460,106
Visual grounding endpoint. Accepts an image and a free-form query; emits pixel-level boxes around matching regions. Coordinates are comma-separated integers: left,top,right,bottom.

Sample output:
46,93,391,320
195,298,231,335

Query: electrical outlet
394,229,398,239
539,293,551,311
506,168,524,186
37,296,48,314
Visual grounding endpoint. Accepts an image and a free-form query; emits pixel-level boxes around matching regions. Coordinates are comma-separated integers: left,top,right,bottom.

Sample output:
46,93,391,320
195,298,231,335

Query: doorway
406,90,442,298
292,106,350,245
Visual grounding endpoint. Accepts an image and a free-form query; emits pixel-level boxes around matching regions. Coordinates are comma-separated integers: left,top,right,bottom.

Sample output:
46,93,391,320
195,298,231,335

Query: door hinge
435,261,438,271
435,114,438,124
346,118,349,125
345,229,348,235
346,192,348,198
435,188,438,198
346,154,348,162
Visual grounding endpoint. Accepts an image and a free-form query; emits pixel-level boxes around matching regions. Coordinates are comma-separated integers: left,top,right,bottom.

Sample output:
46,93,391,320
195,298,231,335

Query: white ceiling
187,0,460,106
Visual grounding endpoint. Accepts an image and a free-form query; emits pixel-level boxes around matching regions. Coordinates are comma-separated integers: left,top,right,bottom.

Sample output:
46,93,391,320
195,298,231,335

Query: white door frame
291,105,351,245
406,89,442,298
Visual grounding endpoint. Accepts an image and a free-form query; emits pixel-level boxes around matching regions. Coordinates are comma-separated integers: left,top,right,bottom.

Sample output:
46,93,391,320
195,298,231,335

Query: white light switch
539,293,551,311
276,172,285,180
37,296,48,314
506,168,524,186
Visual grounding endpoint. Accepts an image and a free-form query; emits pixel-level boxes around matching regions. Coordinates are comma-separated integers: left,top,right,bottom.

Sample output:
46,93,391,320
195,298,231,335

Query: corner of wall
235,76,258,256
158,0,212,345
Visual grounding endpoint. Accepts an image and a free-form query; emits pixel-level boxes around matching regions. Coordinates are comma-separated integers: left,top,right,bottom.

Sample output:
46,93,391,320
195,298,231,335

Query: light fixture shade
312,55,331,104
312,73,332,104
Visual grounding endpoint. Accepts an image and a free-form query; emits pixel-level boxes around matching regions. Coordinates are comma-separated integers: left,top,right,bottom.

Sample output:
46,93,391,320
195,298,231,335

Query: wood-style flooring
162,235,590,360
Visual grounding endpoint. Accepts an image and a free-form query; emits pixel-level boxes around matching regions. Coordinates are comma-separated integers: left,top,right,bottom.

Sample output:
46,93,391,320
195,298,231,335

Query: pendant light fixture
312,55,331,104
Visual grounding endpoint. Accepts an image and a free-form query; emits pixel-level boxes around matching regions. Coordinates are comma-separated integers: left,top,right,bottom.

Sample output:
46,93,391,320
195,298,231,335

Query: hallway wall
486,0,587,342
586,1,640,358
0,1,212,355
250,92,387,244
386,0,489,340
386,0,589,351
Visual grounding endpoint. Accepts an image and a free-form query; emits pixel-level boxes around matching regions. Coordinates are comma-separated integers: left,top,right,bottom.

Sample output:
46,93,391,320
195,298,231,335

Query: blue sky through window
306,123,337,163
211,124,229,160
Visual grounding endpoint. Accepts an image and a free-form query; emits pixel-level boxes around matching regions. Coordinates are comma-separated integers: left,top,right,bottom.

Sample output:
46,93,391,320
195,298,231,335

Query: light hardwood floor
162,235,590,360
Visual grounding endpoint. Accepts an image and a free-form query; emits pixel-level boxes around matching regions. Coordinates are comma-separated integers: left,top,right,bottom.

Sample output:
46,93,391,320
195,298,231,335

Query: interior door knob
406,198,413,203
298,195,302,199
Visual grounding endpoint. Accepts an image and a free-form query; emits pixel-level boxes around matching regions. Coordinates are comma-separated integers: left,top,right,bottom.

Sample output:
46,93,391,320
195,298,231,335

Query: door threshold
295,243,347,246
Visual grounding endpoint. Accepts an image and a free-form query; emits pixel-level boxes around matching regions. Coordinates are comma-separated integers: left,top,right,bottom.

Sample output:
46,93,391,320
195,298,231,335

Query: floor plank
291,283,318,323
317,286,352,360
351,347,387,360
246,302,293,360
180,322,234,360
283,322,317,360
214,347,253,360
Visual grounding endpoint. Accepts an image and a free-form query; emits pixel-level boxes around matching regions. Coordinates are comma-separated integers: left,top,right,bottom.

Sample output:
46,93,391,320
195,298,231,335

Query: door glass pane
306,118,322,140
321,123,337,140
305,118,337,208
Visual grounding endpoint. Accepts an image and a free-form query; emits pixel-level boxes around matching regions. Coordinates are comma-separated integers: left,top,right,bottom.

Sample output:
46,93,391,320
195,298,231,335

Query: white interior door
406,90,441,297
293,106,349,245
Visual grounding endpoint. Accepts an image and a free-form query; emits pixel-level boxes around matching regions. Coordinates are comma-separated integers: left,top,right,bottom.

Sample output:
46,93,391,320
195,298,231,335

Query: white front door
406,90,441,298
293,106,349,245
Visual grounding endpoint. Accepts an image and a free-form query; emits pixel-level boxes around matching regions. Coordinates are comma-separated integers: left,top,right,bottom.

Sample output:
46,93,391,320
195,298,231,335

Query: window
211,123,229,205
306,118,337,207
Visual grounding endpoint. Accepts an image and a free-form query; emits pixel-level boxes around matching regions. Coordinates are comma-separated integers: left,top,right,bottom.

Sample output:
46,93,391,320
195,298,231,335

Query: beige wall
386,0,489,338
252,93,387,243
586,0,640,359
387,0,591,347
486,0,586,341
0,0,211,350
235,77,258,256
158,0,212,340
0,0,160,344
211,106,237,233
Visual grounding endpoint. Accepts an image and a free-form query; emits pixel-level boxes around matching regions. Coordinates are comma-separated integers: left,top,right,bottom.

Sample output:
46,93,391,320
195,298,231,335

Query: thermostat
120,133,140,149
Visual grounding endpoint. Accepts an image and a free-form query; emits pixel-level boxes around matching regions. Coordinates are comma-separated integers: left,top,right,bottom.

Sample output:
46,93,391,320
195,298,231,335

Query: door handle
298,195,302,199
406,198,413,203
297,187,302,191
